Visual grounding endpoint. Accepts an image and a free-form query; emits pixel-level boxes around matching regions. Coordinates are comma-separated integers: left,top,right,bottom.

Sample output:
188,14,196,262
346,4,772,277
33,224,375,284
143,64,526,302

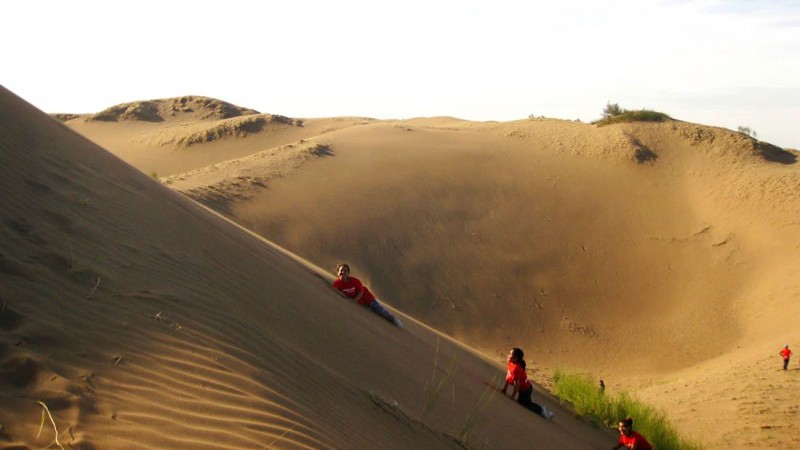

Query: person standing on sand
332,263,403,328
611,417,653,450
500,347,554,420
779,344,791,370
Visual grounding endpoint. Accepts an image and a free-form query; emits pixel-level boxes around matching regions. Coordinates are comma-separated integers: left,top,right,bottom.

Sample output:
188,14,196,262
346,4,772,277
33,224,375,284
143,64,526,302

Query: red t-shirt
780,348,792,360
506,361,532,392
618,431,653,450
332,277,375,306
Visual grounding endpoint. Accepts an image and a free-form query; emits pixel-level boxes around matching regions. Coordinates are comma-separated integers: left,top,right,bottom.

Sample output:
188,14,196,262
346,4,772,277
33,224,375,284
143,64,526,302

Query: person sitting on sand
780,344,792,370
332,263,403,328
500,347,554,419
611,417,653,450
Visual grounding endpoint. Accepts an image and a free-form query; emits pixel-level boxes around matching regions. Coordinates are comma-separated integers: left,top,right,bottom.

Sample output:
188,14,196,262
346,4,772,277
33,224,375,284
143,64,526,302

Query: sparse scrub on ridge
594,102,671,126
175,115,291,147
602,102,624,118
421,337,458,424
90,101,163,122
368,390,486,450
458,377,496,445
50,113,81,122
737,125,757,139
552,370,703,450
85,96,262,122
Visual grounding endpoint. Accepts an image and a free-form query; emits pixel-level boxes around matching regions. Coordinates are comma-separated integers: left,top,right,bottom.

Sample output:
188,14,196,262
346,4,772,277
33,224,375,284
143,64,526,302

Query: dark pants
517,387,545,417
784,358,790,370
368,300,396,323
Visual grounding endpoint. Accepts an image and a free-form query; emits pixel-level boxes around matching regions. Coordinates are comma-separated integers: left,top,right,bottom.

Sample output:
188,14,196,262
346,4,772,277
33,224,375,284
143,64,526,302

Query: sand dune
0,89,624,448
24,92,800,449
57,98,376,177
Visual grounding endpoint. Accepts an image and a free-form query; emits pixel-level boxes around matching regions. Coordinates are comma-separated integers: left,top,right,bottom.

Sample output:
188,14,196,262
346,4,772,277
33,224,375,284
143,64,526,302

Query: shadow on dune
756,141,797,164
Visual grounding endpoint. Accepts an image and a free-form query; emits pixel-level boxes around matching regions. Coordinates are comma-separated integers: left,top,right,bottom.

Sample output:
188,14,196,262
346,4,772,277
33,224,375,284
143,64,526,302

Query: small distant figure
779,344,792,370
611,417,653,450
332,264,403,328
599,379,606,394
500,347,554,420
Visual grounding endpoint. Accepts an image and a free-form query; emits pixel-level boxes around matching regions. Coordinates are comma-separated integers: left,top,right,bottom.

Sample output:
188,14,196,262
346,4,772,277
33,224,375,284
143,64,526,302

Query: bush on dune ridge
594,110,672,126
174,114,295,147
552,370,703,450
593,102,672,126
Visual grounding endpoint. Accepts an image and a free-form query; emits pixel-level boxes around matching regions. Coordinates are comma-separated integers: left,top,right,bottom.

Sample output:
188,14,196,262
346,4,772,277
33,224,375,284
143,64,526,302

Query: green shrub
594,109,672,126
552,369,703,450
593,102,671,126
602,102,624,118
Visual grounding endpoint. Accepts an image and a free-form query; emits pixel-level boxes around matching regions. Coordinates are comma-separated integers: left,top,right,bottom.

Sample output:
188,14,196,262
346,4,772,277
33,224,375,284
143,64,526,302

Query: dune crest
163,141,333,214
87,96,261,122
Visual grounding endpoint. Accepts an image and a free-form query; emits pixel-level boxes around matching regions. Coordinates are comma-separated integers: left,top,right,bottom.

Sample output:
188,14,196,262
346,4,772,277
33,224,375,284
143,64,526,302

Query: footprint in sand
0,355,42,388
4,217,46,244
0,303,24,331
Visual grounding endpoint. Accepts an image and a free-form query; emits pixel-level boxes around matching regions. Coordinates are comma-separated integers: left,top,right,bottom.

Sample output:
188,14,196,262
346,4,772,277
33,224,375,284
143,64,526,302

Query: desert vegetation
552,370,703,450
594,102,672,126
86,96,262,122
737,125,757,139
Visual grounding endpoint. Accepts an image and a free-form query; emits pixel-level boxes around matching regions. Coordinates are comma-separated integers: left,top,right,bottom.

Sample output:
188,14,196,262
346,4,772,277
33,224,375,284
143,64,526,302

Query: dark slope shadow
757,142,796,164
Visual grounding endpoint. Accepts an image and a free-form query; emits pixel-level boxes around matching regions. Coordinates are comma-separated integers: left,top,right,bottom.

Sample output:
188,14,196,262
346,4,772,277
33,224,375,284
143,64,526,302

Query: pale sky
2,0,799,148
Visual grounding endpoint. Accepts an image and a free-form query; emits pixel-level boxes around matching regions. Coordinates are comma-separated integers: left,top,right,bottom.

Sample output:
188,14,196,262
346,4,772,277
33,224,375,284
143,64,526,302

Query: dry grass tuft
37,401,64,450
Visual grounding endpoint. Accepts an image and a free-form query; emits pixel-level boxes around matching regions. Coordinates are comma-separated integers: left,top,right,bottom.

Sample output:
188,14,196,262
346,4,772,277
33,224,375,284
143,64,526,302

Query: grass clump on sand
593,102,671,126
552,369,703,450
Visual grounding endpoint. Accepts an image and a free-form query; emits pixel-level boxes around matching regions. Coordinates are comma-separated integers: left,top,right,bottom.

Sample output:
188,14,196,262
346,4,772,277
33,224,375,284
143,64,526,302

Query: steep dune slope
0,88,616,449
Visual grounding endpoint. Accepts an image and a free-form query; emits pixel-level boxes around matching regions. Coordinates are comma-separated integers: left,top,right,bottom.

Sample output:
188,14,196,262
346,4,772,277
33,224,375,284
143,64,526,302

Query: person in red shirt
779,344,792,370
500,347,554,419
611,417,653,450
332,264,403,328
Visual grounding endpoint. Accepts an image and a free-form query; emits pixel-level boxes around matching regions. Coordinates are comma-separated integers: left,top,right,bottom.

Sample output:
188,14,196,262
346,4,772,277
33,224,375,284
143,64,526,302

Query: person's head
786,344,790,349
618,417,633,436
507,348,526,368
337,263,350,280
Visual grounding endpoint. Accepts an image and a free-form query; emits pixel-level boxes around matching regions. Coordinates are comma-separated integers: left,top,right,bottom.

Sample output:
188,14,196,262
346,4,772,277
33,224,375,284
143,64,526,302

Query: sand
1,90,620,449
2,89,799,449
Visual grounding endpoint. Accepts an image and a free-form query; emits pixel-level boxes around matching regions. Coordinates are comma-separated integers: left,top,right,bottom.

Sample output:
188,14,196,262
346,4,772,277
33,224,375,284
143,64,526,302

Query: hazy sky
3,0,798,148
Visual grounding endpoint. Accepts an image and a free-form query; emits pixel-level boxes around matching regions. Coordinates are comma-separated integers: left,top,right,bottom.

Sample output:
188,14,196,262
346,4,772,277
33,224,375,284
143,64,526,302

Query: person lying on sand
611,417,653,450
332,263,403,328
500,347,554,419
